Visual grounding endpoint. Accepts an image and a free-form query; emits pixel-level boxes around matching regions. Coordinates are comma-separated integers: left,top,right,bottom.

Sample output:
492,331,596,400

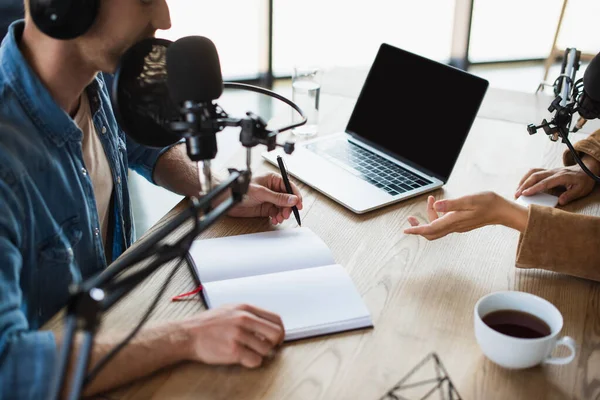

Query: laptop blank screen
345,43,489,181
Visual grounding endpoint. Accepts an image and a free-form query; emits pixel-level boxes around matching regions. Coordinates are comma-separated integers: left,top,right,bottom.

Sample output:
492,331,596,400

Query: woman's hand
404,192,528,240
514,155,600,206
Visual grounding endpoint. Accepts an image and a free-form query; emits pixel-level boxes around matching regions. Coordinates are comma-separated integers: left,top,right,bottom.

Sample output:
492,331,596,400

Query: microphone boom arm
58,35,310,399
527,47,600,184
51,169,251,400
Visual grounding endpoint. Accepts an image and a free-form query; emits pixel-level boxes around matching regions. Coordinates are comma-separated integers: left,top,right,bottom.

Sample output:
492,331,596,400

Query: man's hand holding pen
227,172,303,225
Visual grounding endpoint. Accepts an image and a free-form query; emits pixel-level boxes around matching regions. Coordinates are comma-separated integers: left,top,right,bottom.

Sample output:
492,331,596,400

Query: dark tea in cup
482,310,551,339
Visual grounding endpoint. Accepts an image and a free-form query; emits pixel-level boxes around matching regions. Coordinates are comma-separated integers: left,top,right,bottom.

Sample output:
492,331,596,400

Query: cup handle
544,336,577,365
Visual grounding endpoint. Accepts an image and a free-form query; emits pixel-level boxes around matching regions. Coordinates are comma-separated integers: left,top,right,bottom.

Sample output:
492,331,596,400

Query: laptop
263,43,489,214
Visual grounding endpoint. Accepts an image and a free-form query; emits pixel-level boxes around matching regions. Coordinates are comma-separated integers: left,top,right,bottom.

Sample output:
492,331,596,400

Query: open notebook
187,228,373,341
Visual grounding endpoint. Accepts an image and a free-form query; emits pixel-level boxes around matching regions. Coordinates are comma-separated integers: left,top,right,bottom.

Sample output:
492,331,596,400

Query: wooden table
52,75,600,399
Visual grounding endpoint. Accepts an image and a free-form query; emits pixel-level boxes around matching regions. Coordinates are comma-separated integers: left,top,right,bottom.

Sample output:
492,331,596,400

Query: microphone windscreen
166,36,224,105
584,51,600,102
112,37,182,148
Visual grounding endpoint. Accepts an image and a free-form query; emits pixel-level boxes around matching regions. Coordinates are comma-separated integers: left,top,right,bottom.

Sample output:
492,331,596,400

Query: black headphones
29,0,100,40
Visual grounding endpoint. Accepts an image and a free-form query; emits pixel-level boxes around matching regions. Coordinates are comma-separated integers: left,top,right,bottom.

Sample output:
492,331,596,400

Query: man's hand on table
181,304,285,368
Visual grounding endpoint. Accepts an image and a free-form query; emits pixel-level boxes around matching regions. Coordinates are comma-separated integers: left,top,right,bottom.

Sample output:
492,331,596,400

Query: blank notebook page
203,264,372,341
189,228,335,283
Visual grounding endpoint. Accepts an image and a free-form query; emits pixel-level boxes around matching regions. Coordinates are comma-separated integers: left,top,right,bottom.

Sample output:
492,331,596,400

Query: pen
276,155,301,226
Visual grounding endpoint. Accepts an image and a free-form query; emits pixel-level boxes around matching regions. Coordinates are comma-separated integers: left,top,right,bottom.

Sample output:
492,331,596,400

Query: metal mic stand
51,78,306,399
49,171,250,400
51,108,299,400
527,48,581,141
526,48,600,184
170,99,296,195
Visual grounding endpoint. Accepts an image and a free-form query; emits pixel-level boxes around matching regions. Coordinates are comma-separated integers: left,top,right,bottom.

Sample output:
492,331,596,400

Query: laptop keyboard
305,139,432,196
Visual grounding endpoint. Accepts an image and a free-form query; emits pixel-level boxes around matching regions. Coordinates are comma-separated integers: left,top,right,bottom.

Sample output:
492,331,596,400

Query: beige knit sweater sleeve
515,129,600,281
516,205,600,281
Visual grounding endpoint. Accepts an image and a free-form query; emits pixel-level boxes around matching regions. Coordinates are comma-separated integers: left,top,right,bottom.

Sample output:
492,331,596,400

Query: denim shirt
0,21,172,398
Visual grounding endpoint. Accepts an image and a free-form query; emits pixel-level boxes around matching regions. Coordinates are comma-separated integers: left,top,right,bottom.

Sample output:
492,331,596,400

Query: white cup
474,291,576,369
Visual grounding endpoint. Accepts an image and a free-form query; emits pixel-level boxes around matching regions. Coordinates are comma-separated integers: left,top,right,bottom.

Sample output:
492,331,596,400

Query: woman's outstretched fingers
404,223,430,236
407,216,420,227
426,196,439,222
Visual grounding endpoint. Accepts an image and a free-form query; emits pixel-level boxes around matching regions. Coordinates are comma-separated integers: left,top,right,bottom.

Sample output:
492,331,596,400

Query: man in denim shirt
0,1,304,398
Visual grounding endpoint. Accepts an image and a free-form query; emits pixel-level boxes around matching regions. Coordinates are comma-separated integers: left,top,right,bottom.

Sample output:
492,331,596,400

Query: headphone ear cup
30,0,100,40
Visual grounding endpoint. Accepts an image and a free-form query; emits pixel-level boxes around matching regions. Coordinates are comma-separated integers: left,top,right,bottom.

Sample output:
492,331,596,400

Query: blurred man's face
79,0,172,73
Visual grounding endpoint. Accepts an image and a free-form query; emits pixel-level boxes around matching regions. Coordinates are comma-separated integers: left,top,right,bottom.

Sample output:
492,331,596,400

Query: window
469,0,599,63
157,0,267,80
273,1,456,76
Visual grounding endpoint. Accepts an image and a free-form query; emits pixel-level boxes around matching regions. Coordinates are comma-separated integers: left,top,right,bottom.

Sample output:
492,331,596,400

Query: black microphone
583,51,600,102
112,37,183,148
166,36,224,105
166,36,226,164
573,51,600,132
164,35,303,162
114,35,303,167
